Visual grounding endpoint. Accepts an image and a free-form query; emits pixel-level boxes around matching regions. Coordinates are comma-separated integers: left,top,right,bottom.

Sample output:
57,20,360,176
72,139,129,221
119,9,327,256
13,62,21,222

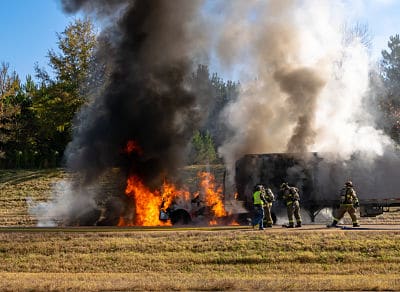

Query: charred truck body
235,152,400,223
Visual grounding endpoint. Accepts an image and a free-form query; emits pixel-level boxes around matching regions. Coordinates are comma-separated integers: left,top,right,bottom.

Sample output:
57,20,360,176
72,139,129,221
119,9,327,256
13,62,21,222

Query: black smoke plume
35,0,208,225
64,0,205,186
274,67,326,153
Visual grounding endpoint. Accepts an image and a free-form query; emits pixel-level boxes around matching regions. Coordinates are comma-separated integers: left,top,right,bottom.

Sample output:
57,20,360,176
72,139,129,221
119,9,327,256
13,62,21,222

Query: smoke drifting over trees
62,0,208,188
274,67,326,153
211,0,391,169
30,0,400,225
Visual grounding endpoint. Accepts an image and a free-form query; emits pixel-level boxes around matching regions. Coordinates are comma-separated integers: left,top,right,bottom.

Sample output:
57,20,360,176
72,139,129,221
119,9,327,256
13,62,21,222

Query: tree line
0,19,99,168
1,19,399,169
0,19,239,168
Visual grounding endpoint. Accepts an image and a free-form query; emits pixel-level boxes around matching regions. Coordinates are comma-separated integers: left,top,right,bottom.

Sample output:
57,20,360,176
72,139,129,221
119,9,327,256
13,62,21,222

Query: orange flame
198,171,227,219
122,176,174,226
117,216,134,227
124,140,143,155
124,175,165,226
120,171,230,227
229,220,240,226
161,180,190,212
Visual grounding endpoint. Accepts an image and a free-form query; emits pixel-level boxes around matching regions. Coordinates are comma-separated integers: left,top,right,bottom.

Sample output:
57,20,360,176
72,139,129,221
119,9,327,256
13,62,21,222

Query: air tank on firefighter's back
235,153,319,210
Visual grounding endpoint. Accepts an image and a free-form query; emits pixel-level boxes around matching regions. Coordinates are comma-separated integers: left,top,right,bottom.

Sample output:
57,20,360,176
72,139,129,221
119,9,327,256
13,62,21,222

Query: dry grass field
1,169,400,291
0,169,67,226
0,228,400,291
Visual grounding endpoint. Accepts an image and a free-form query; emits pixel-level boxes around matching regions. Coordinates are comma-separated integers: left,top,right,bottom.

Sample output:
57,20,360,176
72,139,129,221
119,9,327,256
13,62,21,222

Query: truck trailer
234,152,400,223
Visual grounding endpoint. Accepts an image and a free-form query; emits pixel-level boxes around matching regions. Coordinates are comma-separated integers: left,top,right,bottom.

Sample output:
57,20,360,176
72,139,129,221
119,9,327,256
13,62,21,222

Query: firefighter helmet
280,182,289,189
345,181,353,187
254,184,263,192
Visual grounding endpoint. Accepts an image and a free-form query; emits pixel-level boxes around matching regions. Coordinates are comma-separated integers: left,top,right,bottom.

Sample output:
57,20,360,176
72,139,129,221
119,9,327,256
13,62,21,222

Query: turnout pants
333,204,358,224
286,200,301,226
264,203,273,226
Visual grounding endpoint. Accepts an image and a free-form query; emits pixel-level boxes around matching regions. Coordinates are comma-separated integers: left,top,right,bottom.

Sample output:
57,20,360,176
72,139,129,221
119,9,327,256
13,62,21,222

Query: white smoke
28,180,98,227
313,36,391,161
211,0,394,170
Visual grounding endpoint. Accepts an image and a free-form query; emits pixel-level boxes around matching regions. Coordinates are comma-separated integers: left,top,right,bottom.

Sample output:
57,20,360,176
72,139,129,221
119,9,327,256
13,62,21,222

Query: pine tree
190,130,217,164
380,34,400,142
32,18,98,163
0,63,21,163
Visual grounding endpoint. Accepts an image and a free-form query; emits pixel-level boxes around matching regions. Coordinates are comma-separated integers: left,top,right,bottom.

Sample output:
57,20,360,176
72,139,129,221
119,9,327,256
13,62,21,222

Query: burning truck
43,138,247,228
100,141,247,227
235,151,400,223
118,170,242,226
61,166,245,227
53,149,400,227
38,144,400,227
157,171,247,226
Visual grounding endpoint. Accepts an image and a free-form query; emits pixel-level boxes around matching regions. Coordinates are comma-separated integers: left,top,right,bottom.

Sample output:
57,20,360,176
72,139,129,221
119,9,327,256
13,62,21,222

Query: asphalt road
0,224,399,232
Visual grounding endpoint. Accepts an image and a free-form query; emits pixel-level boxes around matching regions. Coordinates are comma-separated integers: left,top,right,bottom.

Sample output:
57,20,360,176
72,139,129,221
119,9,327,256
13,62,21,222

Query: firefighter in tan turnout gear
280,183,302,228
263,187,275,228
327,181,360,228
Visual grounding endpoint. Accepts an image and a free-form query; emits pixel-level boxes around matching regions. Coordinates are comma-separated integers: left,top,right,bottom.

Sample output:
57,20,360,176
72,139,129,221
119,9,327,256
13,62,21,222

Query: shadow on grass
0,168,63,184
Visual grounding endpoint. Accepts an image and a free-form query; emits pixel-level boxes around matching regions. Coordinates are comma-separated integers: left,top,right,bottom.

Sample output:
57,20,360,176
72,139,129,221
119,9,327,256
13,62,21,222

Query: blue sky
0,0,75,80
1,0,400,81
350,0,400,59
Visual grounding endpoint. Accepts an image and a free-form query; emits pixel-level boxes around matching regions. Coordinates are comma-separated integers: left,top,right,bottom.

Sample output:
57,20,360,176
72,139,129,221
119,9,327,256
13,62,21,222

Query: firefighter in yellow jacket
280,183,302,228
251,185,266,230
327,181,360,227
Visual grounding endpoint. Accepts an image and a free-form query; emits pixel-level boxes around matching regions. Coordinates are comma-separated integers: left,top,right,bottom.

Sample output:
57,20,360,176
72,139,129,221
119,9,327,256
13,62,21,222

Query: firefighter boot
282,224,294,228
353,223,360,227
295,223,302,228
327,220,338,228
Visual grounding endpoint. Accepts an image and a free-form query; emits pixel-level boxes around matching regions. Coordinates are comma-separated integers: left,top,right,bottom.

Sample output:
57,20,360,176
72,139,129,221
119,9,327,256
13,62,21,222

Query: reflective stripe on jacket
340,187,358,205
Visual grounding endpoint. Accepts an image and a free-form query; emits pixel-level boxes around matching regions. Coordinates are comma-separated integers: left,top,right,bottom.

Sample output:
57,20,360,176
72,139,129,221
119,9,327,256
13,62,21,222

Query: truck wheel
169,209,191,225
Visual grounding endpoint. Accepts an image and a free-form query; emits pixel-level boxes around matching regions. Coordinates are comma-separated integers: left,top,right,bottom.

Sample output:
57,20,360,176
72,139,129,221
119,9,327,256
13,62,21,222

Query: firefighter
251,184,266,230
262,187,275,227
327,181,360,228
280,183,302,228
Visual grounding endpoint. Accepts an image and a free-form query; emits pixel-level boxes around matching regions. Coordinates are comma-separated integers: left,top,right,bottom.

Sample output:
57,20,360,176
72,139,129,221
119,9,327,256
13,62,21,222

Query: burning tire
169,209,191,225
